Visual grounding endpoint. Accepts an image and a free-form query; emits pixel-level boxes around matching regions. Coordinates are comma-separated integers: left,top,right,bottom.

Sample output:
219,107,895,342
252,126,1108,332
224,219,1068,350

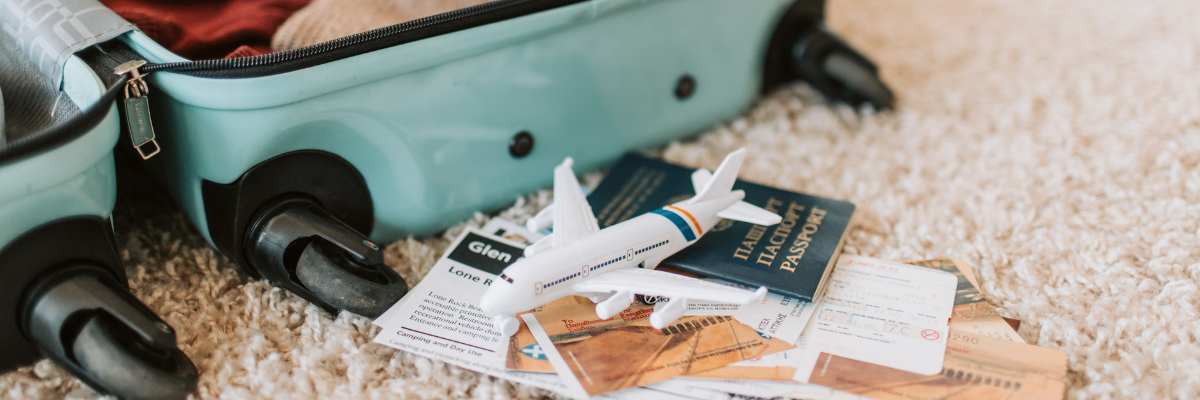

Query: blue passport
587,153,855,301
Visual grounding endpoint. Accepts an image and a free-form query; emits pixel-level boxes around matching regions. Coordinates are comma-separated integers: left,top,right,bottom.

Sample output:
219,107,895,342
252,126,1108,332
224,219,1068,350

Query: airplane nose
480,285,502,314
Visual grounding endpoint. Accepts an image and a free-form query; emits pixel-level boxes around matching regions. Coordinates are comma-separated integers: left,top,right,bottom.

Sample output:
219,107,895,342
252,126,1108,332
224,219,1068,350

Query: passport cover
587,153,855,301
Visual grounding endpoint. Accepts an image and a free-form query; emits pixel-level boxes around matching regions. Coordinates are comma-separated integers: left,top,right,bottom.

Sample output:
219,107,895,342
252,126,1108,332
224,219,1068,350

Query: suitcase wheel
820,51,895,110
72,313,199,400
245,198,408,318
23,266,197,400
788,26,895,110
295,238,408,318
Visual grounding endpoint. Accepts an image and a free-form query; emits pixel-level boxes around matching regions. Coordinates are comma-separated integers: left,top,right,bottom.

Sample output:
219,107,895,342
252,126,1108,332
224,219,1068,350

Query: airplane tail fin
689,149,781,226
687,148,746,205
691,168,713,195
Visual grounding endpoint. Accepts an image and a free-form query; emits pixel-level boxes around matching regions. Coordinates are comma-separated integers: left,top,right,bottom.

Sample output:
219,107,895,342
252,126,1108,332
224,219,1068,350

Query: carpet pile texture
4,0,1200,398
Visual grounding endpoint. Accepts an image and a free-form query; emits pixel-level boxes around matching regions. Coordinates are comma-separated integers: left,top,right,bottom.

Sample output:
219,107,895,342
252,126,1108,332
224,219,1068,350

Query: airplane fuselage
480,194,739,316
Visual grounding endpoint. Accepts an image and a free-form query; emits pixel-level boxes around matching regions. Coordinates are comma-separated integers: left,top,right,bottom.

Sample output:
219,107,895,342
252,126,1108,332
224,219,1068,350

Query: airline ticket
903,259,1025,343
793,255,958,379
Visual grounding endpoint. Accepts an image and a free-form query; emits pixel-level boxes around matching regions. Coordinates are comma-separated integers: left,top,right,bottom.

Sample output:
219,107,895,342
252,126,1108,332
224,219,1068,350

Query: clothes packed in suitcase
0,0,891,398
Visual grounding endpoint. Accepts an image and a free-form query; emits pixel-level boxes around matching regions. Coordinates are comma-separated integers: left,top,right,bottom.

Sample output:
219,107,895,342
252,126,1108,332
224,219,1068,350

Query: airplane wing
552,158,599,246
570,268,766,305
716,197,783,226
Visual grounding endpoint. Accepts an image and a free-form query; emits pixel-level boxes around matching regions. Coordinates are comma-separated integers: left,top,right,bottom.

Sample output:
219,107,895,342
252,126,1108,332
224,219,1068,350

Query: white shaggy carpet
5,0,1200,398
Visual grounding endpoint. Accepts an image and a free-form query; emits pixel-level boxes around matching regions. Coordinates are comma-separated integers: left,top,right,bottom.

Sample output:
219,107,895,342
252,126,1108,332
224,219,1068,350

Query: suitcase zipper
114,61,159,159
2,0,581,164
137,0,584,79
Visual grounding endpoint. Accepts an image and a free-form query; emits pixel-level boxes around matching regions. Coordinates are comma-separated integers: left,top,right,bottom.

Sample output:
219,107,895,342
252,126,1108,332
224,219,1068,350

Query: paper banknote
807,329,1067,400
506,271,815,374
522,302,792,397
648,378,830,400
681,365,796,381
682,346,807,382
505,296,589,373
903,259,1024,343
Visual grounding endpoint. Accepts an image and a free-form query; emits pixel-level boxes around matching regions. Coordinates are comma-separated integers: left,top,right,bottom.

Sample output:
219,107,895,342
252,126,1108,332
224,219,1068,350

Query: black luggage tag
114,61,159,159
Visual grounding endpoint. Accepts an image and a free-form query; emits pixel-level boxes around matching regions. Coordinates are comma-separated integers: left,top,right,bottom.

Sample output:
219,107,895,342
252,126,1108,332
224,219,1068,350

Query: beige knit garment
272,0,492,52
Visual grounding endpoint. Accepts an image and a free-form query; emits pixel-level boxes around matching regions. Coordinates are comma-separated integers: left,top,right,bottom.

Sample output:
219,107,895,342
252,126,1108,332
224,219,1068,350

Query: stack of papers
372,220,1068,400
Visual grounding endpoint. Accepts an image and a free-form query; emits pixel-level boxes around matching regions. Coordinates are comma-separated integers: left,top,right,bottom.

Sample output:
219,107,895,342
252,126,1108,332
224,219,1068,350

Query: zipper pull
114,60,160,160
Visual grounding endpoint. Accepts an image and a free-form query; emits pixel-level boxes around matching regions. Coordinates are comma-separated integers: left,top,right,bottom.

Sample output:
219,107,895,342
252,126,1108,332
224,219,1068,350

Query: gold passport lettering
755,201,826,272
732,224,768,260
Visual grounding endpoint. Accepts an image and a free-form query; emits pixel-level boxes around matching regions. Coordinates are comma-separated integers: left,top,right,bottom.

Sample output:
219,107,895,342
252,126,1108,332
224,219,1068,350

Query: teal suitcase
0,22,197,400
33,0,891,325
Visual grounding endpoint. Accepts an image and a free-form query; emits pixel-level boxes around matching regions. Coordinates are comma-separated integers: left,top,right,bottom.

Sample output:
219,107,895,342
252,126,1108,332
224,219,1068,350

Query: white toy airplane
480,149,783,337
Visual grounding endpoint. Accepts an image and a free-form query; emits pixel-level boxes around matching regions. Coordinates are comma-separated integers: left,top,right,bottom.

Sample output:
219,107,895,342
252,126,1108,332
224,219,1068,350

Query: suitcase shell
0,58,119,244
75,0,885,319
0,56,122,370
124,0,798,242
0,31,197,400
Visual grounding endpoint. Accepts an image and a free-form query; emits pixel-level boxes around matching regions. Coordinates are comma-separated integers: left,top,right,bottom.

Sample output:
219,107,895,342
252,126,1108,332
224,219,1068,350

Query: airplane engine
648,297,688,329
594,291,635,319
524,235,554,257
495,314,520,337
526,204,555,232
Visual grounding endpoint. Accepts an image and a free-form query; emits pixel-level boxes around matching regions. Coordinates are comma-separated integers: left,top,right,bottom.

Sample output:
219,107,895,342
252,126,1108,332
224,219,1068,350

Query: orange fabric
101,0,311,60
